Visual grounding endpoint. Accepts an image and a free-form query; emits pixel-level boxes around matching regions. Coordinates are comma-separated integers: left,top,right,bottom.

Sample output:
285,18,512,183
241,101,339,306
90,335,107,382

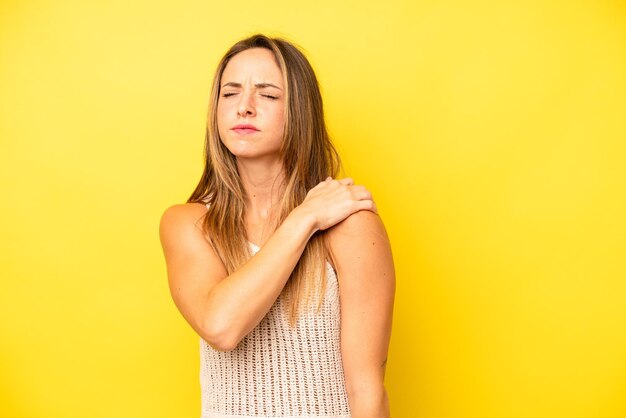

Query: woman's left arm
327,210,396,418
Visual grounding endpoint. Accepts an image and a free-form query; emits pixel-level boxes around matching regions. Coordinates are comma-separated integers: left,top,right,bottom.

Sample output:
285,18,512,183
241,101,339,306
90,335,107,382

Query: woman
159,33,395,417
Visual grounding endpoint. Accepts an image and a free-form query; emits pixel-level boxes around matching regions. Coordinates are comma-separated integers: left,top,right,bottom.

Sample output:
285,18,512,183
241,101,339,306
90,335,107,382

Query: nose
237,90,255,117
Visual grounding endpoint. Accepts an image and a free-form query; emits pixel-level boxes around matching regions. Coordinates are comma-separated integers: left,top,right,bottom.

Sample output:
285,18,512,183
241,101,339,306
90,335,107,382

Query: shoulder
327,209,386,239
325,210,392,271
159,202,209,244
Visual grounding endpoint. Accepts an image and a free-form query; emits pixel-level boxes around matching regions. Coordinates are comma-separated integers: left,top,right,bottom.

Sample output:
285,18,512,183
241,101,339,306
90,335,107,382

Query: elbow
205,337,237,353
201,317,240,352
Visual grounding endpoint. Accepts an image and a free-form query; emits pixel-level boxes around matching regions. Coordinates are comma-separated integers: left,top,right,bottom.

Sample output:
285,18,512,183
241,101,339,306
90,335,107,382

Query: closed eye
221,92,278,100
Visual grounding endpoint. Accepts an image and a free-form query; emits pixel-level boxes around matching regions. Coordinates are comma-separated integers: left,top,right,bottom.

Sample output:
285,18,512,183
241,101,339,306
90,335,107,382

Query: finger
349,185,367,193
350,186,372,200
355,199,376,213
351,189,373,201
325,176,333,182
337,177,354,186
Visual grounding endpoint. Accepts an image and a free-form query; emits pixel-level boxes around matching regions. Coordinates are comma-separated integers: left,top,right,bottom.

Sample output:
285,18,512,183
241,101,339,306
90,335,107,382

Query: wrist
288,205,318,237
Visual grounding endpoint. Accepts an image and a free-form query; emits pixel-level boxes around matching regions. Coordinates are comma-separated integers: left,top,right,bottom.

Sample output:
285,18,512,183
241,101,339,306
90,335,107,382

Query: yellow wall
1,1,625,417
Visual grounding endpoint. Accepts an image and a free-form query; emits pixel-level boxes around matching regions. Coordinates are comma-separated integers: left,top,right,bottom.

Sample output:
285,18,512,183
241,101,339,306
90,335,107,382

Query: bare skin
326,209,395,417
159,47,395,417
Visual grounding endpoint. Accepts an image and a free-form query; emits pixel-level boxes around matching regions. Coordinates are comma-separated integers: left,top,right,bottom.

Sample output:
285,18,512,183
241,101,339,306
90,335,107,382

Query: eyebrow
221,82,282,90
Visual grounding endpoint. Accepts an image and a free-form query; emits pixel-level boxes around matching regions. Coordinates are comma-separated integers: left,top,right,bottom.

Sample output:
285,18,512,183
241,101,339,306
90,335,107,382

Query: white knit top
199,241,351,418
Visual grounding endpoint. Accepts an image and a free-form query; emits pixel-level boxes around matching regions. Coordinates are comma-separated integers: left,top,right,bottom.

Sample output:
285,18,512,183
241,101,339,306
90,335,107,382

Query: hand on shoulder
297,177,377,232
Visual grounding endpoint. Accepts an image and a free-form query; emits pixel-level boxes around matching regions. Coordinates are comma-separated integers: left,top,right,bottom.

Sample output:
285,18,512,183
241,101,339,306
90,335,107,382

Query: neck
236,156,286,219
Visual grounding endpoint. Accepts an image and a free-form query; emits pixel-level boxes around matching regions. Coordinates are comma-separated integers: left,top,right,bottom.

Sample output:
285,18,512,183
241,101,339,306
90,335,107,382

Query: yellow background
2,0,625,417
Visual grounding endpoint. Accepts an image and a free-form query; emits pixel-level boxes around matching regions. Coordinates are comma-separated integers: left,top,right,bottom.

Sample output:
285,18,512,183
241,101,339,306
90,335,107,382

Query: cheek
216,105,228,135
273,107,286,133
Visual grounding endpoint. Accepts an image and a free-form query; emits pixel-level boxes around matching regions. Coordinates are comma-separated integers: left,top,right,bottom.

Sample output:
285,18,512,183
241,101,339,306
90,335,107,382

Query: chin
221,139,281,161
223,142,257,157
231,149,282,163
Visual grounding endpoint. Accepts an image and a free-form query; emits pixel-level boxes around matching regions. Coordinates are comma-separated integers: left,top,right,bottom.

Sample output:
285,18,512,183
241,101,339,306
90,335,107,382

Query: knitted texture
199,242,351,418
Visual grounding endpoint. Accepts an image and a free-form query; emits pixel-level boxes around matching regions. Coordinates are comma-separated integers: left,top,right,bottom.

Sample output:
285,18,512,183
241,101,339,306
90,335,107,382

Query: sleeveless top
199,203,352,418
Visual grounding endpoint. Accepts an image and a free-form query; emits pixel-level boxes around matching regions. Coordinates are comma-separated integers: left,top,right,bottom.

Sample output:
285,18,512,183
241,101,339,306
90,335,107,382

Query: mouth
232,124,258,134
232,127,259,135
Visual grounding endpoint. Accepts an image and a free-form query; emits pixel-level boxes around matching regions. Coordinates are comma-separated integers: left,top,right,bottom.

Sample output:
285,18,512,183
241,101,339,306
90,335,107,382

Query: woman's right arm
159,178,375,352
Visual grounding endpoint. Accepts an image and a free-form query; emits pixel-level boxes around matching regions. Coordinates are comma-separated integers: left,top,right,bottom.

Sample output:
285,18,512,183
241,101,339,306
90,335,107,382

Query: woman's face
217,47,285,162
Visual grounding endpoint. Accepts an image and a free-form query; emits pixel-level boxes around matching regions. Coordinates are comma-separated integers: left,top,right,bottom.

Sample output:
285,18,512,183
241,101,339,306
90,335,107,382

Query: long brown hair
188,33,341,326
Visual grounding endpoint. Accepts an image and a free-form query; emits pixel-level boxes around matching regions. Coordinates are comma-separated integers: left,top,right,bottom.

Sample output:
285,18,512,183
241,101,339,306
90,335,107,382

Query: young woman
159,33,395,418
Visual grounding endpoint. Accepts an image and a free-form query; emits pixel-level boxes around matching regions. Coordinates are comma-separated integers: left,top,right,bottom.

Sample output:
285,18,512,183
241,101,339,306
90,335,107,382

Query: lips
231,124,259,131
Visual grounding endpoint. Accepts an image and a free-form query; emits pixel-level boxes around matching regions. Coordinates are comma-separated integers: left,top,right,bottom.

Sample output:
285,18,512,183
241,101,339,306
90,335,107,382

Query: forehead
221,48,283,86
